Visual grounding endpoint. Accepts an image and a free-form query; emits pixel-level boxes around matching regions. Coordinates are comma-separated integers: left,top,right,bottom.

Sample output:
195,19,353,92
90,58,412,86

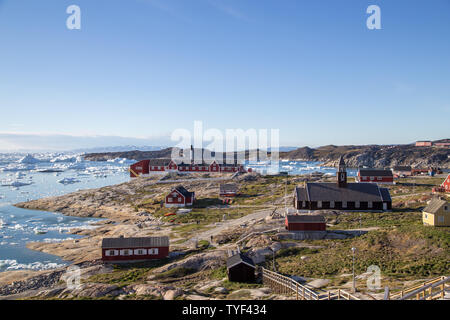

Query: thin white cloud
207,0,250,22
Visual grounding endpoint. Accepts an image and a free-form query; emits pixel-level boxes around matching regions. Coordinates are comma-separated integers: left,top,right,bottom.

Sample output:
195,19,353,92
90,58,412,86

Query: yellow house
422,198,450,227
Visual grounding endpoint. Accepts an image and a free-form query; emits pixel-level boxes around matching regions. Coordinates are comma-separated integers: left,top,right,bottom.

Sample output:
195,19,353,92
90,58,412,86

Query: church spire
337,156,347,188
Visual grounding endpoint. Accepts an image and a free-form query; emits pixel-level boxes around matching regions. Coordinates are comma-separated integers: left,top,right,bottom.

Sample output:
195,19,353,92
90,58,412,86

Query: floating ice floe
17,154,41,164
1,180,33,187
0,259,66,271
57,177,81,185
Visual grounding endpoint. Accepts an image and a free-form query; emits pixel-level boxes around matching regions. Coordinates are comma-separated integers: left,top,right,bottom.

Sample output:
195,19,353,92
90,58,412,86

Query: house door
383,203,387,210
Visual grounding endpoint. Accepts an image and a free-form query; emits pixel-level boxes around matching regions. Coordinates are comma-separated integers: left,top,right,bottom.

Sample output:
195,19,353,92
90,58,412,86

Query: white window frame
106,250,118,256
120,249,132,256
134,249,147,255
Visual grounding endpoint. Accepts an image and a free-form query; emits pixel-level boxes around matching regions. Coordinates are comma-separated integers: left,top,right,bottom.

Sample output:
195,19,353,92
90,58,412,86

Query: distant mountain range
70,145,167,153
83,140,450,169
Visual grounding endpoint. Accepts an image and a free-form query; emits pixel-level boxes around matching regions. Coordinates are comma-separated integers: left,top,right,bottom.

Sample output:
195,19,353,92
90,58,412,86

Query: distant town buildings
101,236,169,262
357,169,394,184
422,198,450,227
294,157,392,211
165,186,195,208
392,166,412,177
415,140,450,148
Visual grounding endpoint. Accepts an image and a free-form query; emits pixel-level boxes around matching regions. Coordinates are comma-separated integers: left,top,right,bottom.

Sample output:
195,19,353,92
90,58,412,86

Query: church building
293,157,392,211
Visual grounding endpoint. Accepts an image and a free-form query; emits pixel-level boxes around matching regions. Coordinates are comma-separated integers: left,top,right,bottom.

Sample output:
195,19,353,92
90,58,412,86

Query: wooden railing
389,276,449,300
261,268,448,300
260,267,359,300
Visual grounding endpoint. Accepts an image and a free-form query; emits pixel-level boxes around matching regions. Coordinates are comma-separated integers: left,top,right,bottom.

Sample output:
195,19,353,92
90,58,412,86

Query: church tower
337,156,347,188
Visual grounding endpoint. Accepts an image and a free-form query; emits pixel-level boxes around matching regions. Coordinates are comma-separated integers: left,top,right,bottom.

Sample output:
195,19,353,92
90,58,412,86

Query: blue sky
0,0,449,151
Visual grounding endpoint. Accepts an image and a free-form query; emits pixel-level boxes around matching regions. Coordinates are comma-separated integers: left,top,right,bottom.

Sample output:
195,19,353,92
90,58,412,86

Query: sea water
0,153,131,272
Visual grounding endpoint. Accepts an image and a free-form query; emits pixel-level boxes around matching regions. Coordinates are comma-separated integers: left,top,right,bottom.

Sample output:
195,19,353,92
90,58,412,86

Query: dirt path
186,208,271,244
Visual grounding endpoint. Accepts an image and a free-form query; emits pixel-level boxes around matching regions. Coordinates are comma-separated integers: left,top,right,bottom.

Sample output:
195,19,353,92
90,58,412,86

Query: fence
261,267,448,300
261,267,359,300
389,276,449,300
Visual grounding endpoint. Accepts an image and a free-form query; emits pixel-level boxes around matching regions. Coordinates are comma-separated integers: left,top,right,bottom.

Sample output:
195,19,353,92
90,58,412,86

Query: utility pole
351,247,357,293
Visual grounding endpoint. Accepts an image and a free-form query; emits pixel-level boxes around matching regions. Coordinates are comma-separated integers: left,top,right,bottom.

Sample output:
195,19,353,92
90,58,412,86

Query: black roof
379,188,392,202
173,185,194,197
359,169,393,177
148,159,172,166
392,166,412,171
227,253,255,269
101,236,169,249
286,214,325,223
296,183,388,202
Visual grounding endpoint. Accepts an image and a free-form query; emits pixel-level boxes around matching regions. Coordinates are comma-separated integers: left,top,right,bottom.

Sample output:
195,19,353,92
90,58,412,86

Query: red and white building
101,236,169,262
165,186,195,207
415,141,432,147
433,174,450,193
285,214,326,232
356,169,394,184
130,159,245,177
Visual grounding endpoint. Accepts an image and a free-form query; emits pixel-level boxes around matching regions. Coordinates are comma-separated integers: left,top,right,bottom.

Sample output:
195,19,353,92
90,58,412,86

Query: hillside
84,141,450,169
280,143,450,168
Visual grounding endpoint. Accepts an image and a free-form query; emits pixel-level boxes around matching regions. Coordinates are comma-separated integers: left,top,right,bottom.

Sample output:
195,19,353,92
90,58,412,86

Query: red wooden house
357,169,394,184
165,186,195,207
101,236,169,262
285,214,326,231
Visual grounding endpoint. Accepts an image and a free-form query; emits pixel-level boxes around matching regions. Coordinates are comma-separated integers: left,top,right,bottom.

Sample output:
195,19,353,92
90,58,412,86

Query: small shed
219,183,239,197
285,214,326,231
101,236,169,262
227,253,256,283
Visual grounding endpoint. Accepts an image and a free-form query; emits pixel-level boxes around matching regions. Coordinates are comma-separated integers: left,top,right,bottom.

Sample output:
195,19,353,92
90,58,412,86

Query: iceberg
17,154,41,164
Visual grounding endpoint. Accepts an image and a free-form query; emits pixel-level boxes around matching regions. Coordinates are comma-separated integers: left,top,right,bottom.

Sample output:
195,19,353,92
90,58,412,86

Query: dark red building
101,236,169,262
357,169,394,184
165,185,195,207
285,214,326,231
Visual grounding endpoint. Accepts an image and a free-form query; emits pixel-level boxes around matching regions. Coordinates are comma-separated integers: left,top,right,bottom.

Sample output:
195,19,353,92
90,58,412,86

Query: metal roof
423,198,448,214
148,159,172,166
359,169,393,177
220,183,238,193
296,182,385,202
286,214,326,223
226,253,255,269
101,236,169,249
172,185,194,198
